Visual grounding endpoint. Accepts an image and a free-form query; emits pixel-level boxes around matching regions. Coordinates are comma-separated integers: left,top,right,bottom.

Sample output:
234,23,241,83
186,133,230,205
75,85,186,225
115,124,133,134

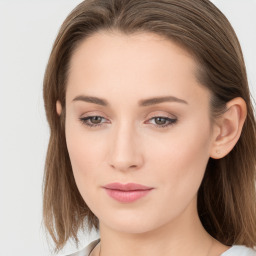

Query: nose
108,121,144,172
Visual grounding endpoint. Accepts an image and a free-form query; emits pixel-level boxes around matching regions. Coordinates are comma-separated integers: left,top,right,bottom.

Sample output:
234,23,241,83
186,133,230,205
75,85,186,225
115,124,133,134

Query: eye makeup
78,115,177,129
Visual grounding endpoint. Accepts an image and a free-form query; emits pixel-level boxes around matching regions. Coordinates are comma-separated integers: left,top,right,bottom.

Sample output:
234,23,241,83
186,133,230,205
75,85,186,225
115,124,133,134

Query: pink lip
103,183,153,203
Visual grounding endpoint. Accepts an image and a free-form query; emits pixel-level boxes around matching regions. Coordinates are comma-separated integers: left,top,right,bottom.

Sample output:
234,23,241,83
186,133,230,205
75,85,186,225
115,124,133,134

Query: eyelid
145,111,177,120
81,110,107,116
80,110,176,121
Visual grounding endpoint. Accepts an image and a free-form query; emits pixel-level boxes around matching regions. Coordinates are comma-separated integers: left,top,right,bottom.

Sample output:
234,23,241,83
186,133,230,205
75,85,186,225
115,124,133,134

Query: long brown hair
42,0,256,253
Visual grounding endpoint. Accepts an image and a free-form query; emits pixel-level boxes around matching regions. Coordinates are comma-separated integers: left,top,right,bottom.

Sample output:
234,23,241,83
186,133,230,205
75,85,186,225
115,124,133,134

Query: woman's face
64,31,216,234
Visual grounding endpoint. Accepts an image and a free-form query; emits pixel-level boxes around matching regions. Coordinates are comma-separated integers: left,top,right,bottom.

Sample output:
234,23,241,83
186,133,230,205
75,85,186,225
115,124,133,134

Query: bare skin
57,31,246,256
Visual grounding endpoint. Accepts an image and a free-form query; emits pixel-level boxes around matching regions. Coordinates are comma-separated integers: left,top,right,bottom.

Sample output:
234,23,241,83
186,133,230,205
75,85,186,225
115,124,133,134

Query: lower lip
104,188,152,203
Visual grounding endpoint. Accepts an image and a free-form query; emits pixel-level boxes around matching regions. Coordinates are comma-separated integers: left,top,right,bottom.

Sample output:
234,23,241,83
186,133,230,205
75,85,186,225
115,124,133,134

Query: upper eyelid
80,110,177,119
81,114,176,118
81,114,177,124
146,112,176,119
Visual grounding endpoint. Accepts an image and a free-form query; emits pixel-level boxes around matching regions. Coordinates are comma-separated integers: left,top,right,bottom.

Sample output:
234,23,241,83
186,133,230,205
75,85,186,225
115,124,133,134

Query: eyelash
79,115,177,129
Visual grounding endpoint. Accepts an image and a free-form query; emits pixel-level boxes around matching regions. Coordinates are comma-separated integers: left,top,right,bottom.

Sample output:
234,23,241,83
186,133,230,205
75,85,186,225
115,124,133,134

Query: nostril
109,162,139,172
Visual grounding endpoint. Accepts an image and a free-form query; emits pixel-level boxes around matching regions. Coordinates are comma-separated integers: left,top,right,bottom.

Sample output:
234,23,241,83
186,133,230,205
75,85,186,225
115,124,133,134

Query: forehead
69,31,197,75
66,31,210,107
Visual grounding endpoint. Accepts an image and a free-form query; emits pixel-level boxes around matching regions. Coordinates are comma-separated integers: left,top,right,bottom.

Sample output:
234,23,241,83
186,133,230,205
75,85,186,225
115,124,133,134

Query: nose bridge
108,118,143,171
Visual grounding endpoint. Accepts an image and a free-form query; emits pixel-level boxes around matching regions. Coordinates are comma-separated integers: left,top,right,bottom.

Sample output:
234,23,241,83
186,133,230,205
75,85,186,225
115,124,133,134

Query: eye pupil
155,117,166,125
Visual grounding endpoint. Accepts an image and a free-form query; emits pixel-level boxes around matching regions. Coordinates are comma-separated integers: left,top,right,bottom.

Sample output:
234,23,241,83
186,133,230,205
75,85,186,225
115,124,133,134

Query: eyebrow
72,95,188,106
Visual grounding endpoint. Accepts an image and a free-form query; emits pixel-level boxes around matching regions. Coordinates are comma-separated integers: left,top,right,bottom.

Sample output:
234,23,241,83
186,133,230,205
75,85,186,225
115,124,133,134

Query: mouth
102,183,154,203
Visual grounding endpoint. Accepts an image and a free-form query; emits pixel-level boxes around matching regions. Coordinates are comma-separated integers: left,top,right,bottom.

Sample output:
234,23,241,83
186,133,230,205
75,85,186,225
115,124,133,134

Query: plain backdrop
0,1,255,256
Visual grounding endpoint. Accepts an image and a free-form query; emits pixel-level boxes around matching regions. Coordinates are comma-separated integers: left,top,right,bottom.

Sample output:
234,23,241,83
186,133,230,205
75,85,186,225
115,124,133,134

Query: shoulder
221,245,256,256
64,239,100,256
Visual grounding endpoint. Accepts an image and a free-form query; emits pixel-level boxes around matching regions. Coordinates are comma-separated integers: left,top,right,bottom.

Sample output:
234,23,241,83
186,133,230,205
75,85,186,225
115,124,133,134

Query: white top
65,239,256,256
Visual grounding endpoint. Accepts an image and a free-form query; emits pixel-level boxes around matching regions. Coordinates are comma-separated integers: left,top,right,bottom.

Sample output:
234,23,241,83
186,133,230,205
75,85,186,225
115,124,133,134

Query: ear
210,97,247,159
56,100,62,116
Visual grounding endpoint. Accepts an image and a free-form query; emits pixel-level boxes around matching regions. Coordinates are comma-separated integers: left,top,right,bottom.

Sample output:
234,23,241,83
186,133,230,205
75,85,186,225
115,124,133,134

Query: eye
79,116,108,128
79,115,177,129
146,116,177,128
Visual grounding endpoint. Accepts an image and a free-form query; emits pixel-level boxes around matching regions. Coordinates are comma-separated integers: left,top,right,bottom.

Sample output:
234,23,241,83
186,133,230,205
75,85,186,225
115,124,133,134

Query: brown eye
155,117,168,125
79,116,107,128
90,116,103,124
147,116,177,128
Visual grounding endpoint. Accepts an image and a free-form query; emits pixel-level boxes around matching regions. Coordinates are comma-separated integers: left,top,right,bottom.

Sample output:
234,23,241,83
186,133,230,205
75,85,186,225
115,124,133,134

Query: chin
104,220,159,234
98,208,176,235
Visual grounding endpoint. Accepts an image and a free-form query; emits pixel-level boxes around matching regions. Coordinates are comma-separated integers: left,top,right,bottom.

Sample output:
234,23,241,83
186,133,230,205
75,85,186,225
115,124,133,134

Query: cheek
65,128,105,216
65,118,103,194
150,120,211,200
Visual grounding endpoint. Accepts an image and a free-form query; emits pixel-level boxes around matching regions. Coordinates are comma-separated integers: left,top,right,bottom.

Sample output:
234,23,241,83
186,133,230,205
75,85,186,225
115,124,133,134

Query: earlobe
56,100,62,116
210,97,247,159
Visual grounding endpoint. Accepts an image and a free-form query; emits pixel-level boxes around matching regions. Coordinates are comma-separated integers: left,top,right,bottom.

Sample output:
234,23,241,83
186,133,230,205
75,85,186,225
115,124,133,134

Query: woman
42,0,256,255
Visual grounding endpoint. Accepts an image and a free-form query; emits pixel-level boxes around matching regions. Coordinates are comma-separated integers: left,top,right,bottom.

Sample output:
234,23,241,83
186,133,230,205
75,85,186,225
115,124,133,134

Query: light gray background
0,1,255,256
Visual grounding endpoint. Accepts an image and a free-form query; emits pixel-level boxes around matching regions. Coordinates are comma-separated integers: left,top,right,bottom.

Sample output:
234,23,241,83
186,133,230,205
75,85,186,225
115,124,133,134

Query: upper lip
103,182,153,191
